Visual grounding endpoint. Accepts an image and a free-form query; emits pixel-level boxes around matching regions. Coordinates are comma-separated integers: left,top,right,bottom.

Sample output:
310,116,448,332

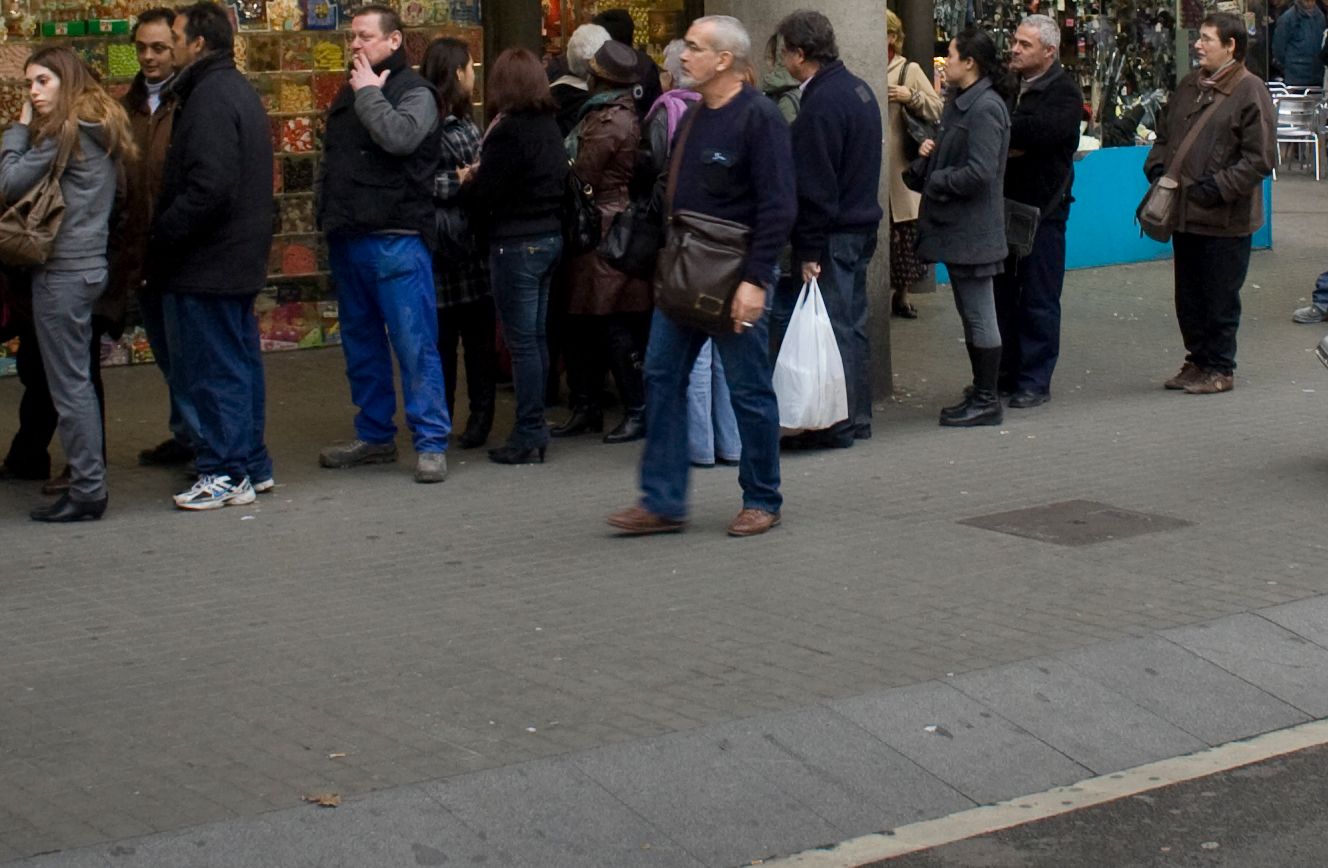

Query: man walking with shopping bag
775,10,883,449
605,15,795,538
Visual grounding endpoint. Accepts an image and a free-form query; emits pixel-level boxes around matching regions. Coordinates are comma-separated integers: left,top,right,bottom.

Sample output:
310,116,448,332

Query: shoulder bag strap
51,131,75,179
663,103,701,214
1164,85,1232,181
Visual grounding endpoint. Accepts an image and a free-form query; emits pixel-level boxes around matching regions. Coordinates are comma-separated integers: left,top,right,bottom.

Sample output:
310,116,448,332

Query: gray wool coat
909,77,1010,267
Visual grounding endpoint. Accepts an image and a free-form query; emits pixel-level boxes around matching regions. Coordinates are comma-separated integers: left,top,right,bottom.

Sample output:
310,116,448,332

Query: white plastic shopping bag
772,278,848,432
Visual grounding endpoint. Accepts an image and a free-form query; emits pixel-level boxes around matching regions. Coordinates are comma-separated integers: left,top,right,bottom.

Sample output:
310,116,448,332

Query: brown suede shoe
1164,361,1202,390
1183,370,1234,394
606,505,687,536
727,508,781,537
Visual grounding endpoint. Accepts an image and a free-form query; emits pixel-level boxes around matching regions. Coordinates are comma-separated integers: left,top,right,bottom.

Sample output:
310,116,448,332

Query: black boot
603,343,646,444
456,403,494,449
550,405,603,437
604,407,645,443
940,346,1004,427
940,344,984,420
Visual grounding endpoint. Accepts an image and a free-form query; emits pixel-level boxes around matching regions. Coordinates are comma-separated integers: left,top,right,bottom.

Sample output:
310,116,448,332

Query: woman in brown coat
550,40,652,444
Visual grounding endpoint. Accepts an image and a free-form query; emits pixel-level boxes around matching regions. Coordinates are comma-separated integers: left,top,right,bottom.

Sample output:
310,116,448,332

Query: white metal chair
1272,91,1323,180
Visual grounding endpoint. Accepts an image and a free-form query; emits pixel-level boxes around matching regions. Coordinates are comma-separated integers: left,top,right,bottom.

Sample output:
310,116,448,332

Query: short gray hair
693,14,751,70
1019,14,1060,50
566,23,611,79
662,38,686,83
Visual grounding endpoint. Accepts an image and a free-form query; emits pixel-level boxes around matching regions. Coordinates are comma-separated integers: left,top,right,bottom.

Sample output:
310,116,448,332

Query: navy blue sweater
790,60,884,263
670,85,796,290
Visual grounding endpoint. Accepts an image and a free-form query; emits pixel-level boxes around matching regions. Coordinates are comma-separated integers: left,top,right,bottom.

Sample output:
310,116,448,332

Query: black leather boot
456,404,494,449
550,405,603,437
603,344,646,444
940,346,1004,427
604,407,645,443
940,343,983,420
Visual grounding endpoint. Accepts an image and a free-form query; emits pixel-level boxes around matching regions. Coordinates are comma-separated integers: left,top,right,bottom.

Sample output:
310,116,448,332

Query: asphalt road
874,744,1328,868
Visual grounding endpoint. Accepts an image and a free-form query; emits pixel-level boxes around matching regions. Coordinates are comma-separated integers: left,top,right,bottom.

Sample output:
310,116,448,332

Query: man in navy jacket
778,10,883,448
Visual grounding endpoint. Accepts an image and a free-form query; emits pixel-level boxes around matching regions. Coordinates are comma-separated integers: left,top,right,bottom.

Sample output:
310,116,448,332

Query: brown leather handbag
0,135,73,268
651,106,752,335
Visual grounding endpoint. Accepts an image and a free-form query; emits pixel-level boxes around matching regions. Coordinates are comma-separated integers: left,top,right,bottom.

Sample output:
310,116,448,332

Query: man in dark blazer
994,14,1083,409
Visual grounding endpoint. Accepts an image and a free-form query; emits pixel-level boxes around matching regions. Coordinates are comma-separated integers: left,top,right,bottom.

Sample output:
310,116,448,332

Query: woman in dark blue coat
907,29,1011,428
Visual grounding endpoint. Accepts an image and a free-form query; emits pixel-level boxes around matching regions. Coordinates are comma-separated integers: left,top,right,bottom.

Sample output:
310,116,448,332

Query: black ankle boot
603,408,645,443
940,345,1004,427
550,406,603,437
456,404,494,449
939,390,1003,426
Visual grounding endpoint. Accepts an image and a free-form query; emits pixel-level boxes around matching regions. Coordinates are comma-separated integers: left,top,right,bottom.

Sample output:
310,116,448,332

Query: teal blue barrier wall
936,145,1273,284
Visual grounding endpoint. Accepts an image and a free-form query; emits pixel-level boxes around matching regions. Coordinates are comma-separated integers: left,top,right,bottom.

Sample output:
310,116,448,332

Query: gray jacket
911,77,1010,267
0,122,116,270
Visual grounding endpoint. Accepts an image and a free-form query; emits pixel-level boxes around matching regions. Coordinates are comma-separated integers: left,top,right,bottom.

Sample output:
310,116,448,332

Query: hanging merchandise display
0,0,482,377
931,0,1266,149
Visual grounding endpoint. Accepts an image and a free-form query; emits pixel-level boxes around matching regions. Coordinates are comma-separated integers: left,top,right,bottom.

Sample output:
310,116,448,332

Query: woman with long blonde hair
1,46,136,521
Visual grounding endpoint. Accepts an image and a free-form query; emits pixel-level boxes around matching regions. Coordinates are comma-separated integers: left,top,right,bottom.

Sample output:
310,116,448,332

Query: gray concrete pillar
703,0,893,403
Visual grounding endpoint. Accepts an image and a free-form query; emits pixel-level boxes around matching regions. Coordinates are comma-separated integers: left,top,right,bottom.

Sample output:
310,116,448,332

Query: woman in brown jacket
1145,12,1275,395
550,40,652,444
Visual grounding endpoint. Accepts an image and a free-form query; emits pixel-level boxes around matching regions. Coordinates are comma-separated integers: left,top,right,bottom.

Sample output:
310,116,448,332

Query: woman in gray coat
907,29,1011,427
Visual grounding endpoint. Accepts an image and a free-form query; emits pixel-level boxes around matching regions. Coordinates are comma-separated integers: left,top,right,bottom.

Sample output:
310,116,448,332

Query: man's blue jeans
640,309,781,520
687,340,740,465
1312,271,1328,310
162,292,272,483
329,233,451,453
139,290,201,448
773,231,877,433
489,232,562,449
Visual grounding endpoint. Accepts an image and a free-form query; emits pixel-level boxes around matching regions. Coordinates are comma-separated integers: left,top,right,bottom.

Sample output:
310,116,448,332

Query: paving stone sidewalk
2,177,1327,864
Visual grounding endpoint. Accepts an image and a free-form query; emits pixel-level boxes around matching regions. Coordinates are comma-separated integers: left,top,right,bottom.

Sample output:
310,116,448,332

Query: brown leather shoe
606,505,686,535
727,508,781,537
1164,361,1202,390
1183,370,1234,394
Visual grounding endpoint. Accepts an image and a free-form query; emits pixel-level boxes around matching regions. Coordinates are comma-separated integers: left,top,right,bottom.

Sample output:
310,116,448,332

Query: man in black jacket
777,10,883,448
316,4,450,484
995,15,1083,409
152,2,275,510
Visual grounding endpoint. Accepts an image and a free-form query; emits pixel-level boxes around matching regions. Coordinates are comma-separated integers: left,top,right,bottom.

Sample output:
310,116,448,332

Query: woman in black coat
908,29,1011,428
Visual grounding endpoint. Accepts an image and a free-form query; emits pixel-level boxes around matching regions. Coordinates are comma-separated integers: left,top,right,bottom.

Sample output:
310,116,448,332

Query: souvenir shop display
0,0,482,375
932,0,1262,148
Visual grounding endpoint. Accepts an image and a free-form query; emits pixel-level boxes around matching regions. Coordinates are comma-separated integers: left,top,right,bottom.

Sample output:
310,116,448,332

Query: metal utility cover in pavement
959,499,1192,546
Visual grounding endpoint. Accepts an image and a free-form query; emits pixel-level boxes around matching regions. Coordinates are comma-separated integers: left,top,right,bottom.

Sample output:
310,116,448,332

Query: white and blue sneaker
253,477,275,493
174,474,256,510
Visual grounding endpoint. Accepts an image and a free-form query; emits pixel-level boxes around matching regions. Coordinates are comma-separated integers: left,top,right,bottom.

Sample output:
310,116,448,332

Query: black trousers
1172,231,1251,375
563,312,650,410
437,299,496,420
994,218,1067,394
3,321,105,477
